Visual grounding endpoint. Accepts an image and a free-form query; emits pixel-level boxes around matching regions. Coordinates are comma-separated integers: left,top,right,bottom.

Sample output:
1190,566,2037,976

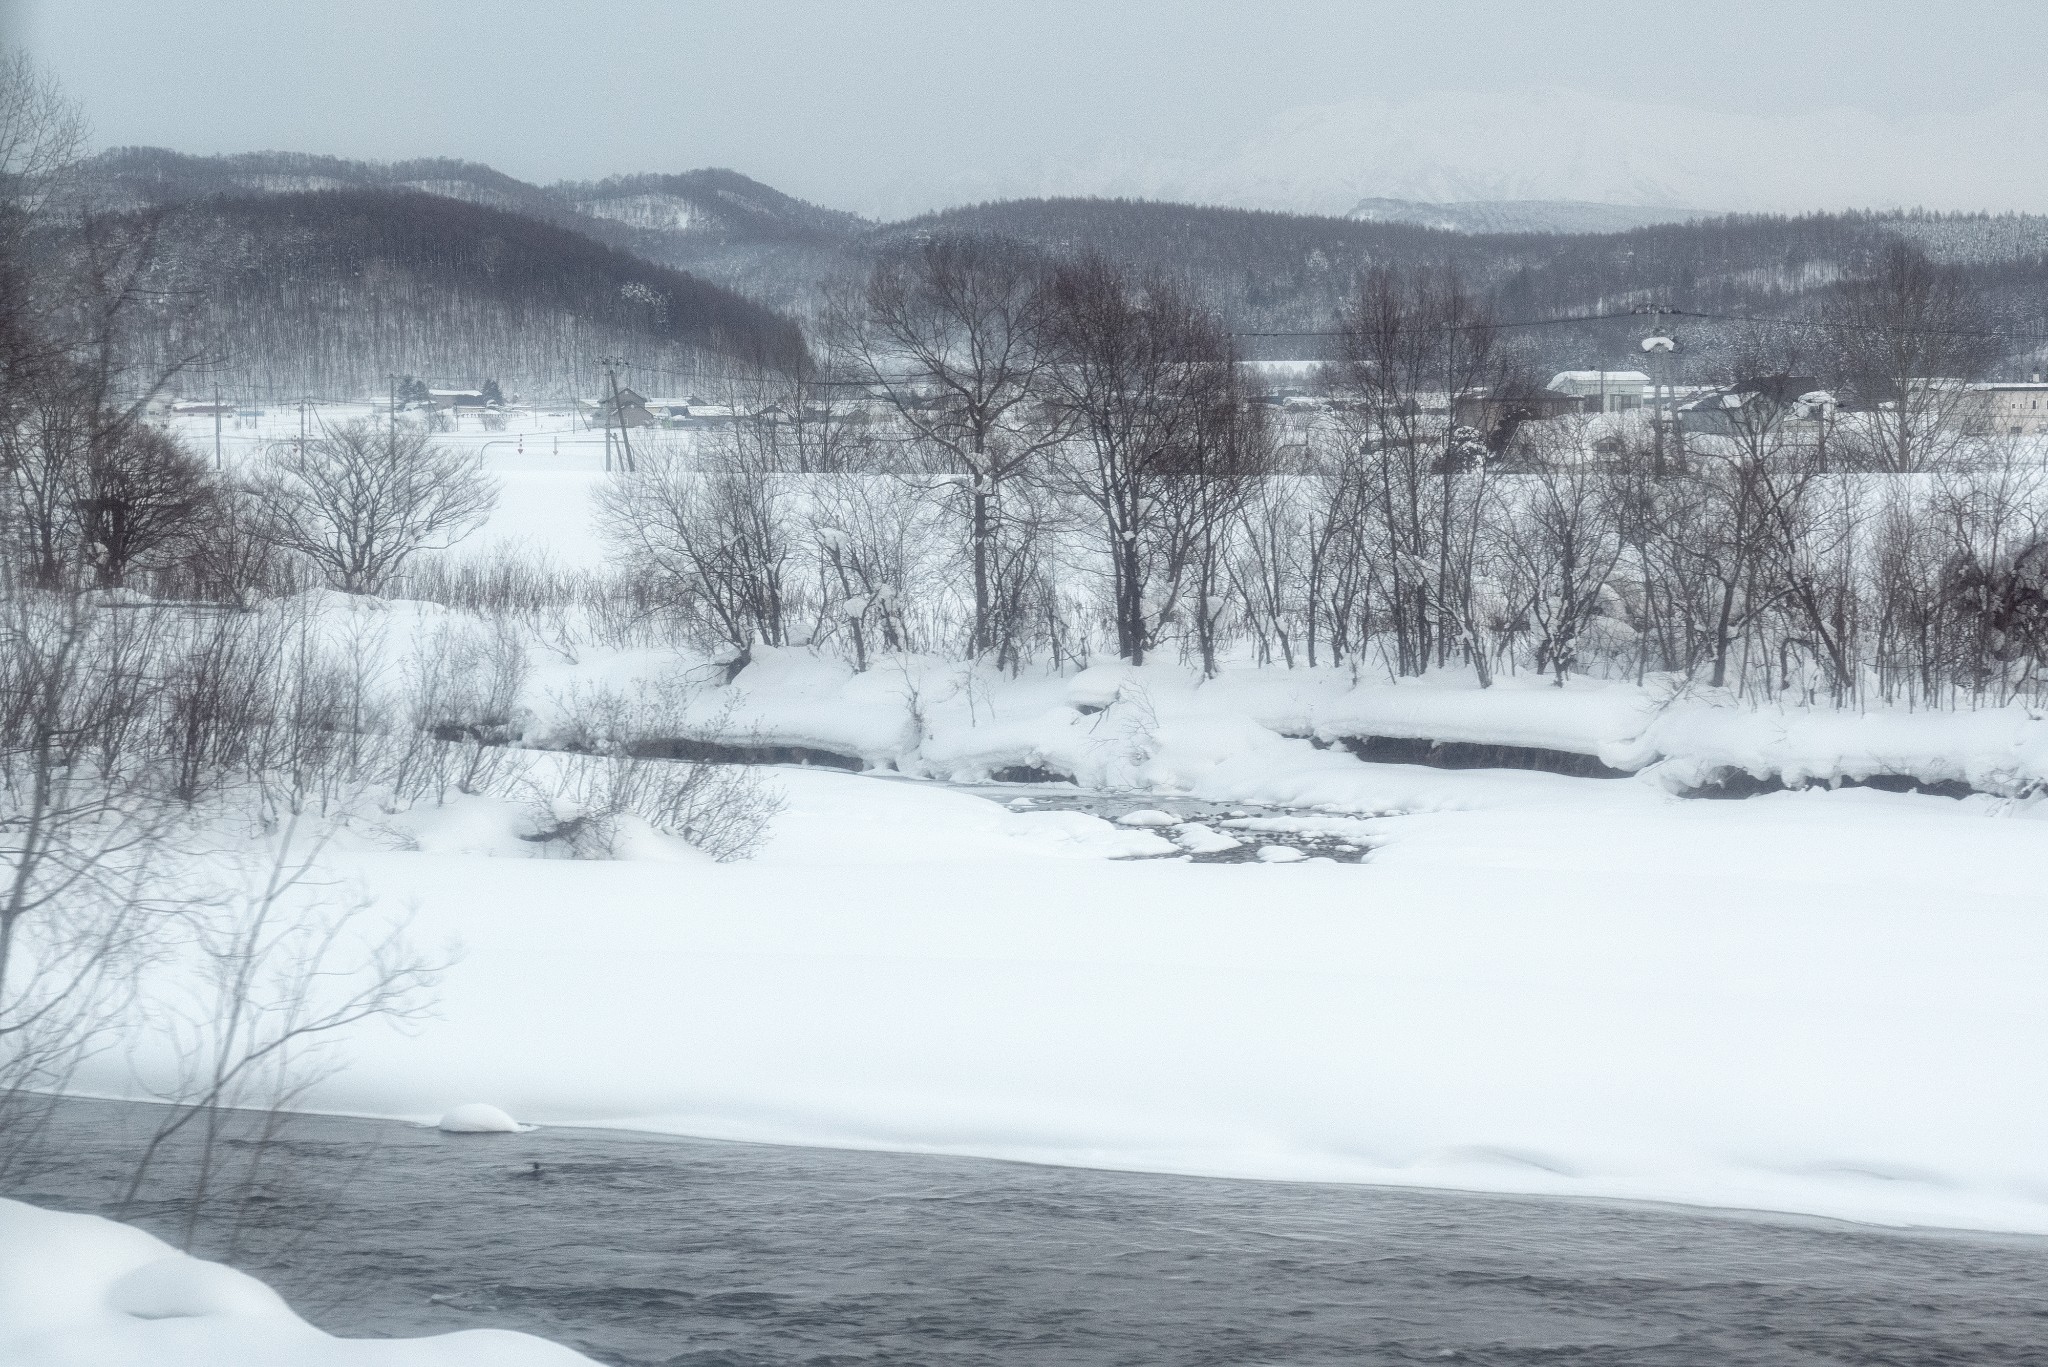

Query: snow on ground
161,402,621,570
0,1199,595,1365
647,645,2048,800
127,403,2048,1241
67,758,2042,1239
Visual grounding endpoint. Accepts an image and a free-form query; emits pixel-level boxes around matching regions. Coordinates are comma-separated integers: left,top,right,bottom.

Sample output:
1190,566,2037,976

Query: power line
1230,309,1651,339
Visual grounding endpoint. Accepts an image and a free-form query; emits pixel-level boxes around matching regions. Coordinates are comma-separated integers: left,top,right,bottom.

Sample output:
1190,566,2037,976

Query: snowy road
21,1099,2048,1367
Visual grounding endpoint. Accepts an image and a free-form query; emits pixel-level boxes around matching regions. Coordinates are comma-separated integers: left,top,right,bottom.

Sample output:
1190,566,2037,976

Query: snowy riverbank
0,1198,595,1365
63,751,2048,1239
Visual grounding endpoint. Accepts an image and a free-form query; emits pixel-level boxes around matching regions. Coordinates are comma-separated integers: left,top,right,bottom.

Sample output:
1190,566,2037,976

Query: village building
427,388,490,410
1453,384,1582,443
1967,380,2048,436
592,386,657,429
167,398,236,417
1545,370,1651,413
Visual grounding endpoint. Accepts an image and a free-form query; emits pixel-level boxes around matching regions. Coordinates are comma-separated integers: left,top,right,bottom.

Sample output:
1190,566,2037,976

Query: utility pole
602,356,636,473
212,384,223,469
1636,307,1680,478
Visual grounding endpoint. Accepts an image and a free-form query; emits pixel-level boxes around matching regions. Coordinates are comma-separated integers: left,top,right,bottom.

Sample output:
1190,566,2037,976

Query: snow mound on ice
1173,823,1243,854
438,1103,523,1133
1116,809,1180,828
0,1197,595,1364
1256,845,1308,863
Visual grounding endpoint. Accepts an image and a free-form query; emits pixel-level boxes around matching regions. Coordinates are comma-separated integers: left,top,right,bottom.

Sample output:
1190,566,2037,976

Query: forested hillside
890,200,2048,373
86,147,865,319
83,147,2048,387
124,187,808,400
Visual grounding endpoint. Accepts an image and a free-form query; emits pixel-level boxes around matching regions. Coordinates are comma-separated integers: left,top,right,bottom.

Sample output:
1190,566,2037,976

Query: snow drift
0,1198,595,1365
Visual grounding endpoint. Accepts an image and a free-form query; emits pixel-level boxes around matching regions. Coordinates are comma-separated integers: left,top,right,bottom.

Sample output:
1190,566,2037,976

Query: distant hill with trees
82,148,2048,385
110,183,808,400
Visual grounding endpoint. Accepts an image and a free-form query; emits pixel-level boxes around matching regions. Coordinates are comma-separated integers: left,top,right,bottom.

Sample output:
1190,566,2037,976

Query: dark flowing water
11,1098,2048,1366
882,777,1376,863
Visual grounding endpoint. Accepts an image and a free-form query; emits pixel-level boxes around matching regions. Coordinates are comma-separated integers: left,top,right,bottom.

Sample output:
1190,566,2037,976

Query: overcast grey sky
17,1,2048,217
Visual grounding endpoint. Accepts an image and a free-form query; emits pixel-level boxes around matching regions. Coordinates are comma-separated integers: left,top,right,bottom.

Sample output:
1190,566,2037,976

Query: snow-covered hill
863,86,2048,222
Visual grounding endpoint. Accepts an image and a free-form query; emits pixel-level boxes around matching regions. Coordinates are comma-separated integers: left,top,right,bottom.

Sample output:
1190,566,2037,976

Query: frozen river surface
14,1099,2048,1366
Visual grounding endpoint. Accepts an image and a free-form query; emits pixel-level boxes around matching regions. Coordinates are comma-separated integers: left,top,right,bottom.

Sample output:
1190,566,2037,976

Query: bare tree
1823,240,1999,474
78,424,216,589
839,235,1065,660
1336,265,1506,675
594,437,797,654
249,420,497,594
1041,256,1241,665
118,818,442,1253
1486,417,1628,684
0,596,179,1177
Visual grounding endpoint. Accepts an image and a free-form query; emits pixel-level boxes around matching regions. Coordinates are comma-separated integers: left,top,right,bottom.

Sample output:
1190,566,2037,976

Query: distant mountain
122,187,808,400
846,86,2048,222
84,147,2048,388
84,148,868,317
1347,199,1705,236
560,169,866,243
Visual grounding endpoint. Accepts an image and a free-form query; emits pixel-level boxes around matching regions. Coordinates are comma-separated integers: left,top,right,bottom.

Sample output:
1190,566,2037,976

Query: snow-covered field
113,400,2048,1241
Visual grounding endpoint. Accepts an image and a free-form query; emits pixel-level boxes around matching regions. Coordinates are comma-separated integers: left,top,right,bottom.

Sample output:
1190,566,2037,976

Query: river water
12,1098,2048,1366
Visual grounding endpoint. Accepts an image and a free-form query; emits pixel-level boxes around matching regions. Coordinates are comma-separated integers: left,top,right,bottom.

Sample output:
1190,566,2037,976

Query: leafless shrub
249,420,498,594
521,685,782,861
520,750,782,863
390,617,531,805
593,439,798,652
117,818,444,1254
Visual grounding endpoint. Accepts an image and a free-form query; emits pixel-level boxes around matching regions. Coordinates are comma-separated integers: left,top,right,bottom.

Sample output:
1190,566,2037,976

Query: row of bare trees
586,232,2047,710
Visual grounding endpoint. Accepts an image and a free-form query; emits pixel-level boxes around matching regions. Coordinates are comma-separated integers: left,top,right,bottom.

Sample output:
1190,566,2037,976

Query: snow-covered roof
1546,370,1651,390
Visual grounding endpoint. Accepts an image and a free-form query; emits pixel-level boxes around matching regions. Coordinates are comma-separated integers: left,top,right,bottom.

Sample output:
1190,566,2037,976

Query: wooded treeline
572,234,2048,712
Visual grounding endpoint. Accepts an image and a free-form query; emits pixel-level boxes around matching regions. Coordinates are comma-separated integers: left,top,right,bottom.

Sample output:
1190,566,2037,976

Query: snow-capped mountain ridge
851,86,2048,221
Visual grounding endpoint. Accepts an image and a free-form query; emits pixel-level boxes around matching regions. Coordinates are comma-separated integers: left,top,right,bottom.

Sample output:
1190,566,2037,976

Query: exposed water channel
14,1097,2048,1366
871,775,1377,862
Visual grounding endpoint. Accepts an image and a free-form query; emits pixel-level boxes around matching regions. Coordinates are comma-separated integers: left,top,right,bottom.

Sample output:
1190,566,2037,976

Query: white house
1545,370,1651,413
1969,381,2048,436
